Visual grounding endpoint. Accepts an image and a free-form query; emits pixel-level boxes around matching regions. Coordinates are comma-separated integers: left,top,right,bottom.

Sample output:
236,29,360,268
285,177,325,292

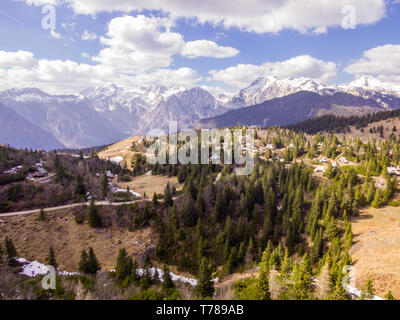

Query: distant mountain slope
0,103,65,150
0,88,125,149
195,91,383,129
285,108,400,134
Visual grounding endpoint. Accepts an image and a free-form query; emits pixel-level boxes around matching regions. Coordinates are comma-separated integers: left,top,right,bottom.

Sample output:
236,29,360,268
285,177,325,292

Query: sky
0,0,399,95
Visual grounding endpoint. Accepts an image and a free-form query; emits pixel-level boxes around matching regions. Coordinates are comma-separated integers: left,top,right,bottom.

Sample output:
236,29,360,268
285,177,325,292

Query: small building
314,165,326,173
105,170,114,179
338,156,349,164
387,166,400,176
33,167,48,178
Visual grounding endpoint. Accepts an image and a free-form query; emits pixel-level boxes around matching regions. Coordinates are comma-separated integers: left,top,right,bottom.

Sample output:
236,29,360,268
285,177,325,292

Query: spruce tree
360,279,375,300
37,208,46,221
115,247,132,283
87,247,100,274
87,199,101,228
75,175,86,196
101,173,108,199
258,247,271,300
78,250,89,273
385,290,395,300
5,236,17,262
196,257,214,298
162,264,174,290
164,182,173,207
47,247,58,270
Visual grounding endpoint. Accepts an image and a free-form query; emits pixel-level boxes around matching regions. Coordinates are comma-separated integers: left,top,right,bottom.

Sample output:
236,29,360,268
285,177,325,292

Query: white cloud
344,44,400,85
80,52,90,58
0,50,37,69
93,15,185,72
23,0,388,34
81,30,97,41
182,40,239,59
0,50,200,94
93,15,238,72
209,55,338,88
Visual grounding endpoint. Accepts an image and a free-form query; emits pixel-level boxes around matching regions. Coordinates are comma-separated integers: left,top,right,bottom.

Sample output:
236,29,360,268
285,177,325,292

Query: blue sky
0,0,399,94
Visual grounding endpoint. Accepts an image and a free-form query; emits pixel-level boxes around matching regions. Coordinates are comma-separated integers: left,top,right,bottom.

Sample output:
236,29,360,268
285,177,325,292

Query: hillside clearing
0,208,157,272
350,206,400,298
118,174,183,198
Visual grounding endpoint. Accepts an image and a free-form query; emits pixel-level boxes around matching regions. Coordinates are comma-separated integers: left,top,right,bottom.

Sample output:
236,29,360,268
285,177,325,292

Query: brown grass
0,208,157,272
118,174,183,198
350,206,400,298
98,136,145,170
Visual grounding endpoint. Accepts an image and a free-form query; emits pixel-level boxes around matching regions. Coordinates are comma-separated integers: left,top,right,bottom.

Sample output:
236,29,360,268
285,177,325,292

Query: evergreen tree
101,173,108,199
75,175,86,196
258,247,271,300
78,250,89,273
196,257,214,298
87,247,100,274
360,279,375,300
115,247,133,284
36,208,46,221
152,193,159,207
87,199,101,228
164,182,173,207
79,248,100,274
5,236,17,263
47,247,58,270
162,264,175,290
385,290,395,300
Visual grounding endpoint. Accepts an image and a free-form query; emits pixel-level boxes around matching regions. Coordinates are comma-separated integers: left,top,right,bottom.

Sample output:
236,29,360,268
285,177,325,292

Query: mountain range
1,75,400,150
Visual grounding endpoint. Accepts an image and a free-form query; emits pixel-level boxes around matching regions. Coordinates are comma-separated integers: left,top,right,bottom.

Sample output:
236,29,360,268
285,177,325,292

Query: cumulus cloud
93,15,184,72
182,40,239,59
93,15,239,72
0,50,200,94
0,50,37,69
22,0,387,34
81,30,97,41
209,55,338,88
344,44,400,84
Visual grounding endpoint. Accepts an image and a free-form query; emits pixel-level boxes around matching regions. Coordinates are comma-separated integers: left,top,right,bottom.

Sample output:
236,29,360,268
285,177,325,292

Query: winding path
0,199,151,217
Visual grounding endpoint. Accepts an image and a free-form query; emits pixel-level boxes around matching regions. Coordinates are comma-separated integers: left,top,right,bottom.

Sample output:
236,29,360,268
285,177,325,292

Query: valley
2,110,400,300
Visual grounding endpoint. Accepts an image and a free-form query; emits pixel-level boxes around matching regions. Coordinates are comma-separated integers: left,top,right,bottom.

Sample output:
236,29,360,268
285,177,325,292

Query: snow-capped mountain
333,76,400,110
2,75,400,150
227,76,328,109
0,88,125,149
82,84,228,136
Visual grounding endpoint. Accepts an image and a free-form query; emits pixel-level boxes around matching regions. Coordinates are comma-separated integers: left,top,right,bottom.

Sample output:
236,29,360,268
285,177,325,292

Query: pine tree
75,175,86,196
79,248,100,274
162,264,174,290
360,279,375,300
196,257,214,298
87,247,100,274
78,250,89,273
47,247,58,270
385,290,395,300
258,247,271,300
37,208,46,221
5,236,17,262
152,193,159,207
115,247,133,284
164,182,173,207
101,173,108,199
87,199,101,228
